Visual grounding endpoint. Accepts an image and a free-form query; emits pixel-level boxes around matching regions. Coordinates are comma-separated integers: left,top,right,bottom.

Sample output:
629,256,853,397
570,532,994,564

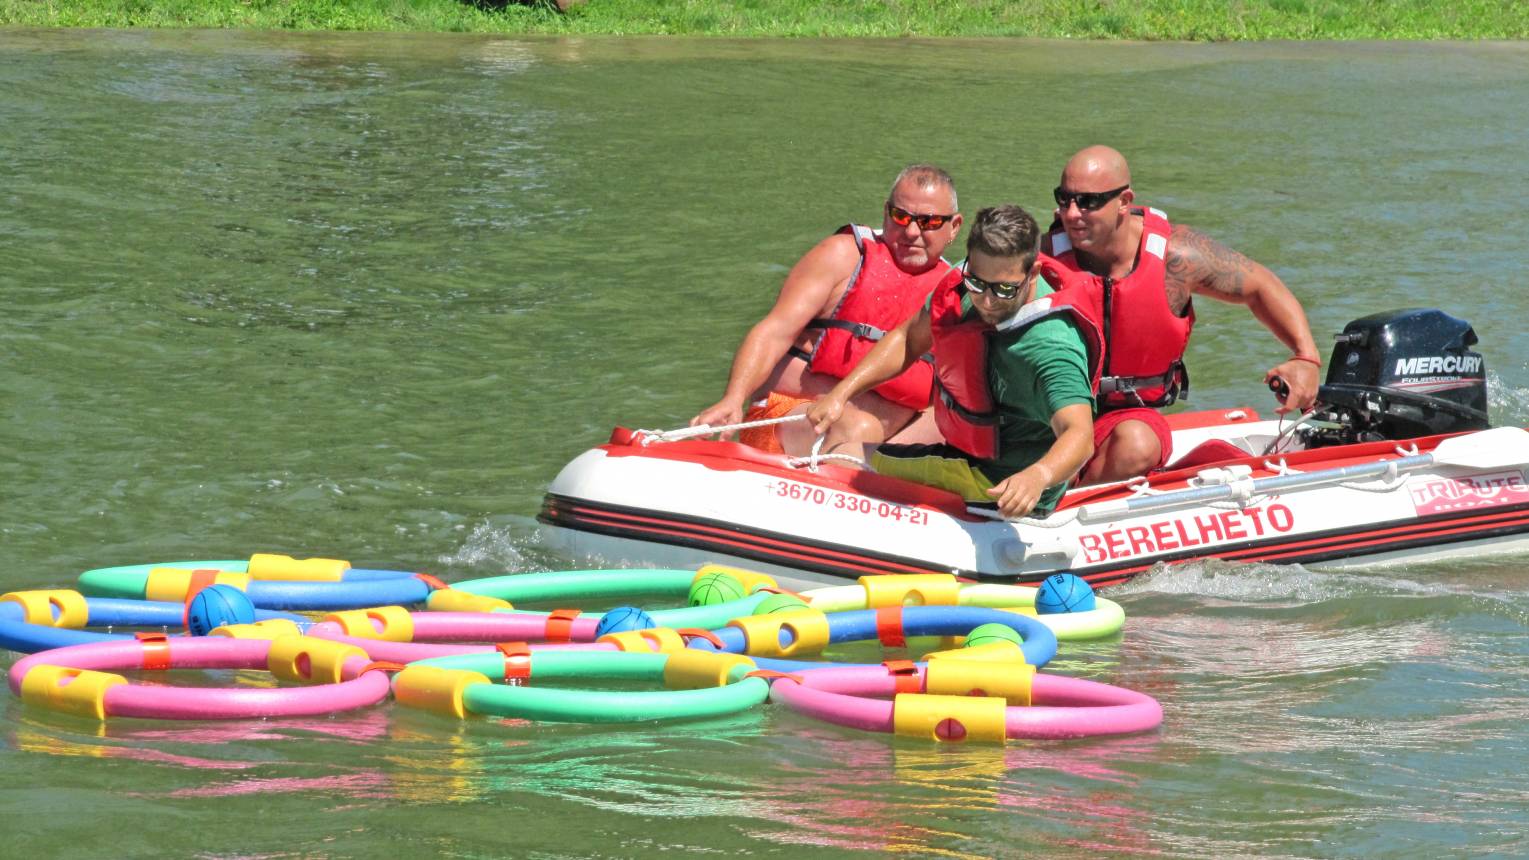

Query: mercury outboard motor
1300,308,1489,448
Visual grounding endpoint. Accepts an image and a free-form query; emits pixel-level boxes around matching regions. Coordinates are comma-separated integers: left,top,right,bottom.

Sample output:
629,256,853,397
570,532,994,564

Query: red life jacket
928,259,1105,460
795,225,953,410
1044,206,1193,409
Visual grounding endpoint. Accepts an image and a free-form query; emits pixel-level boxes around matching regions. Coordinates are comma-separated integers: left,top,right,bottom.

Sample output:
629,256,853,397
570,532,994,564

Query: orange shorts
739,392,813,454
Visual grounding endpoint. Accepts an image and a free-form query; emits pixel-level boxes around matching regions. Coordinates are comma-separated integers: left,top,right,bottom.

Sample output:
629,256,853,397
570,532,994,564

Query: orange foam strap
756,585,808,601
677,628,725,649
743,669,803,684
179,570,222,627
135,632,172,671
544,609,580,643
884,660,922,694
413,573,448,591
188,569,219,595
357,660,408,676
876,606,906,648
496,642,532,683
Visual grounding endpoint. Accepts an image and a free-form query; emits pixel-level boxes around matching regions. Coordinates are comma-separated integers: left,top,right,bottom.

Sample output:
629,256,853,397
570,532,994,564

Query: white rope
634,413,806,445
809,432,828,469
1336,475,1409,493
1263,457,1300,475
786,451,869,471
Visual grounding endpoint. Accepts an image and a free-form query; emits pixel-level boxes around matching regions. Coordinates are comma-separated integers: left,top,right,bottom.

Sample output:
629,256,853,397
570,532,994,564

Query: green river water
2,30,1528,858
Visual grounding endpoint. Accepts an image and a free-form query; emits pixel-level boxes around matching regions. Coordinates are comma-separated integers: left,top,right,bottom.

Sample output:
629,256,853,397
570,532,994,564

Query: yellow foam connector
859,574,961,608
0,590,90,629
924,659,1034,706
727,608,830,657
925,641,1028,664
893,693,1008,743
599,627,686,654
321,606,416,642
426,589,513,613
693,564,777,595
247,553,351,582
998,605,1040,618
210,619,303,640
145,568,252,603
393,666,491,719
20,665,127,720
662,650,756,690
267,637,368,684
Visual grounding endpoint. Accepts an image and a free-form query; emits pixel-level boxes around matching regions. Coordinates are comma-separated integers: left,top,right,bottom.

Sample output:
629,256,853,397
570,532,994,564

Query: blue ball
185,584,257,635
1034,573,1096,614
595,606,655,637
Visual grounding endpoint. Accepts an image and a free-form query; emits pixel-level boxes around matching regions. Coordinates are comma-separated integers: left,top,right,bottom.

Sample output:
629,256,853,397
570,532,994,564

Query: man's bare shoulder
782,230,863,290
1165,223,1257,306
799,229,864,269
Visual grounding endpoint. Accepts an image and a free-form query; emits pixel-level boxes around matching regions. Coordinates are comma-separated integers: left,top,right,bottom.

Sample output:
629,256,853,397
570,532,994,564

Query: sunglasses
886,204,956,231
961,261,1028,300
1053,183,1130,212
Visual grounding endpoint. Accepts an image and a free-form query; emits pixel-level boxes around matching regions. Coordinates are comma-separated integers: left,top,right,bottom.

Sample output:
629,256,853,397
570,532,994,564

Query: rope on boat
1329,443,1416,492
786,452,869,471
788,433,868,472
637,414,871,472
634,413,807,445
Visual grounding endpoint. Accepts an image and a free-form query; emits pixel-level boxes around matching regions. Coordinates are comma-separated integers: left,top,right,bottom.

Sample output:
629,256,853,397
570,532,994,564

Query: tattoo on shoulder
1166,225,1254,305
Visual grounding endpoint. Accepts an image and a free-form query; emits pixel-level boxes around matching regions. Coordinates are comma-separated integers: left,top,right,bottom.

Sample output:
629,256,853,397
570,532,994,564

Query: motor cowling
1304,308,1489,446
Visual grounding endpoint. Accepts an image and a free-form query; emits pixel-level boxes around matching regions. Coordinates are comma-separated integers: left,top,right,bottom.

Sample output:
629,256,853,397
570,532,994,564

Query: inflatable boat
540,310,1529,589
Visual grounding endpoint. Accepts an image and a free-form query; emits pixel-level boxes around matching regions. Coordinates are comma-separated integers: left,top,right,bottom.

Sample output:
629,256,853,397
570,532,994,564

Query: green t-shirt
951,280,1095,511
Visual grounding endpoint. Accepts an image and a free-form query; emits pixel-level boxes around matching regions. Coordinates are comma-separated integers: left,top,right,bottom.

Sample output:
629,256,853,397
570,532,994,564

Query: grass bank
3,0,1527,39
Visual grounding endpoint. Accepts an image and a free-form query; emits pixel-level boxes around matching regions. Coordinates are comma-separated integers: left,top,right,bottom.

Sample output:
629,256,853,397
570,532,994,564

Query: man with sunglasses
1046,145,1321,484
805,205,1100,519
690,165,962,455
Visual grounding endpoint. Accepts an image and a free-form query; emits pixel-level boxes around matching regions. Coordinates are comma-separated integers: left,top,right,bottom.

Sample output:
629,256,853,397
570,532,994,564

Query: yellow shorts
870,443,996,504
739,392,813,454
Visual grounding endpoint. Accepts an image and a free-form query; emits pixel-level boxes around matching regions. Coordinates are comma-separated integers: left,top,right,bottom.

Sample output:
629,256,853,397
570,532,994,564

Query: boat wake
436,517,560,574
1112,556,1529,627
1488,370,1529,425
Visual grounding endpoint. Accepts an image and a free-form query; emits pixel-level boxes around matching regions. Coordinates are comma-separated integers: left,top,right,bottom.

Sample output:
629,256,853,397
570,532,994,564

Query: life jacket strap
935,379,1001,426
805,317,888,341
792,323,933,366
1099,361,1190,407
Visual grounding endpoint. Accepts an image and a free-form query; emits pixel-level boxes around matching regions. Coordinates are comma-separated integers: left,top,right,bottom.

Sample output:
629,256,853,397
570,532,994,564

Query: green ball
963,622,1023,649
688,572,746,607
754,592,811,615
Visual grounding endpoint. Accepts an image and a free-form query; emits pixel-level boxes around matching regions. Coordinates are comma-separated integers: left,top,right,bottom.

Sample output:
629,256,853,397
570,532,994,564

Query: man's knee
833,408,886,447
1085,420,1162,483
779,404,884,456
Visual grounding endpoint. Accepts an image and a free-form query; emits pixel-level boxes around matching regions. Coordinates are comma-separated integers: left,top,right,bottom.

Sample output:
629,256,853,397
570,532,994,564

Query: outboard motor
1300,308,1489,448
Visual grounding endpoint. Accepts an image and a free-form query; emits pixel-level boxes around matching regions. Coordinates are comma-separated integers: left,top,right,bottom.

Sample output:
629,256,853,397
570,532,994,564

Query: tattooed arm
1166,224,1321,413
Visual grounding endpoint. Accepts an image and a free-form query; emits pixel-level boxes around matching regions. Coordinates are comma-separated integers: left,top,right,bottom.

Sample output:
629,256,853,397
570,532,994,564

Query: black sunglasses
1053,183,1130,212
961,260,1028,300
887,203,956,231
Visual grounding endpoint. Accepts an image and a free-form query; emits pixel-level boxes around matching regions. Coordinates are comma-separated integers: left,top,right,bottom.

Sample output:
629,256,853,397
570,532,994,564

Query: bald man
691,164,963,456
1045,146,1321,484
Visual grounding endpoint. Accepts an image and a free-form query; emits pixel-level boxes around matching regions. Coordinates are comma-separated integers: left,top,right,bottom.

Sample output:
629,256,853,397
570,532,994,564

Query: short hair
890,164,958,211
966,205,1040,270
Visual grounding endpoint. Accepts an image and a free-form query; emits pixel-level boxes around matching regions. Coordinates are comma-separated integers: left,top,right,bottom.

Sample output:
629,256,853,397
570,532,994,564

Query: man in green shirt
805,204,1095,519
